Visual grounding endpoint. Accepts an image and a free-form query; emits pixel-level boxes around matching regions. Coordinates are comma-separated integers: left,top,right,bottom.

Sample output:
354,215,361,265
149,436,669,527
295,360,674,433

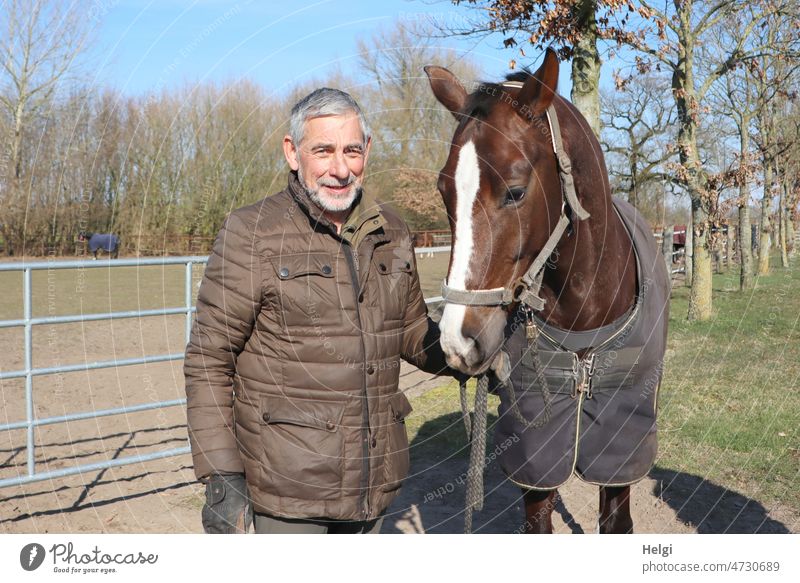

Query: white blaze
440,140,480,361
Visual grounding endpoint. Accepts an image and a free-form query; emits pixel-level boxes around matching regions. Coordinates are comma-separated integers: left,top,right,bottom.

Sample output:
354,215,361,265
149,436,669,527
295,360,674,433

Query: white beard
298,166,360,212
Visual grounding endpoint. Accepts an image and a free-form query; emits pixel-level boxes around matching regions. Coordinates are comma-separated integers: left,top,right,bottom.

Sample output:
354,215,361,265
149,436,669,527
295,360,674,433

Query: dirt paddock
0,258,796,534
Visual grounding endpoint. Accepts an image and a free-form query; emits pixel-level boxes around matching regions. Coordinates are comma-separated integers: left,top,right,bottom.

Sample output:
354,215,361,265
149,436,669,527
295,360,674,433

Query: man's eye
504,187,526,206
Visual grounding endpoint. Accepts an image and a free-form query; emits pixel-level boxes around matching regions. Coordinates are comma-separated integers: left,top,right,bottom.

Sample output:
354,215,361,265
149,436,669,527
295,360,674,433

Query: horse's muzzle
439,304,506,376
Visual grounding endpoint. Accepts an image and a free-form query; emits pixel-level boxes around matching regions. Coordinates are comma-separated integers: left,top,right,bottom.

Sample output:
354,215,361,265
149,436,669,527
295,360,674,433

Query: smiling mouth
323,184,351,194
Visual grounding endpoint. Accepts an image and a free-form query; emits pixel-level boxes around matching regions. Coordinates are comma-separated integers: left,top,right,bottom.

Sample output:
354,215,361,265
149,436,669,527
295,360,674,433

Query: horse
425,49,670,534
78,231,120,259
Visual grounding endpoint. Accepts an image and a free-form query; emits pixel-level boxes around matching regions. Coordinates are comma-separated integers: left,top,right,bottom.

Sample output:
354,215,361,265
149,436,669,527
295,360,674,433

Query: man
184,88,452,534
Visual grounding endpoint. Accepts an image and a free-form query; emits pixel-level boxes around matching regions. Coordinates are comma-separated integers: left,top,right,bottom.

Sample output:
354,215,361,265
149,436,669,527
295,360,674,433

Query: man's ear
283,135,299,171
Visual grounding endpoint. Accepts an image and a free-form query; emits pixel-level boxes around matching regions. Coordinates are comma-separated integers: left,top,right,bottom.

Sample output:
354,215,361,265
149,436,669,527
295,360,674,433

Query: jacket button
321,265,332,275
366,365,375,375
405,262,411,269
358,292,364,303
262,412,270,422
371,436,377,448
326,421,335,430
279,267,289,278
378,263,387,272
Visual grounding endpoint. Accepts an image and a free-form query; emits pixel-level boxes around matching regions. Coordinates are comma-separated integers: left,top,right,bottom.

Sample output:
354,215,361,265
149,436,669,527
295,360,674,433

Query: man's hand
201,473,253,534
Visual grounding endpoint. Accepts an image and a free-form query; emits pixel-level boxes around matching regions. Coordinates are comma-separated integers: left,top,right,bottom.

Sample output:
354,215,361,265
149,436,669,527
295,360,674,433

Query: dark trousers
254,512,384,534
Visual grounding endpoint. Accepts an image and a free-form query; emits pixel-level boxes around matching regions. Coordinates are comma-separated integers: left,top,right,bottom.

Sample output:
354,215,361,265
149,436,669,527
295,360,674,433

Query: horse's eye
504,187,526,206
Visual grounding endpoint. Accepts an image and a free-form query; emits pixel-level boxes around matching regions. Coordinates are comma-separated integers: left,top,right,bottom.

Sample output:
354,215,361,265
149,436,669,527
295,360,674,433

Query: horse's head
78,231,90,242
426,49,569,375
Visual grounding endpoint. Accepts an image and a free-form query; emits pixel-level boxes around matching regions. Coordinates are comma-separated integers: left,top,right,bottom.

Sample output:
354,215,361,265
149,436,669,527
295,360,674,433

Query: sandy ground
0,261,796,534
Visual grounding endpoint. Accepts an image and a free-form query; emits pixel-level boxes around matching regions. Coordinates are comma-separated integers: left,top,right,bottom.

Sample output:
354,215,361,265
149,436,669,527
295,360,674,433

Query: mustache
318,176,355,188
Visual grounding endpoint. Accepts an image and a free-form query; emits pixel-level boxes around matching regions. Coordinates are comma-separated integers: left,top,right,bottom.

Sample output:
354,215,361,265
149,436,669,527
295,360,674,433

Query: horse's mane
462,69,535,122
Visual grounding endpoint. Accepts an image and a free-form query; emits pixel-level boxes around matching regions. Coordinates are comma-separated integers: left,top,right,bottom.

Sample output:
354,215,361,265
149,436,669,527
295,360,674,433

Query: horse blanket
494,198,670,489
88,233,119,254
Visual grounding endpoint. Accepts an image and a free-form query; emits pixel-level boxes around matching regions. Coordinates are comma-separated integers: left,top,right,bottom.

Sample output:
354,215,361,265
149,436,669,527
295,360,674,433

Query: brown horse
425,49,668,534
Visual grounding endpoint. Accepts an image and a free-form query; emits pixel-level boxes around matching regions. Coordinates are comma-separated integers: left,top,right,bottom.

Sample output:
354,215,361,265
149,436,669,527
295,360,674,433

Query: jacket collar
287,171,387,248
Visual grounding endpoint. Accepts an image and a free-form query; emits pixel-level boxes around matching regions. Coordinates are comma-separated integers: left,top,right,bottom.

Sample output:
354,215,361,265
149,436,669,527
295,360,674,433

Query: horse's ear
516,48,559,118
424,65,467,120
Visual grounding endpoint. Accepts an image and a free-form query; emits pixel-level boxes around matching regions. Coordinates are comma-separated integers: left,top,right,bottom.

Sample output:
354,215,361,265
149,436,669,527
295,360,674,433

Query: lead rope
460,374,488,534
459,308,553,533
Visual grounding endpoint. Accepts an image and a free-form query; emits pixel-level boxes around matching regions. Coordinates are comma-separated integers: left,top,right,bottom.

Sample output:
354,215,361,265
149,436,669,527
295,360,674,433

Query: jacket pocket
269,252,341,328
381,391,413,492
371,247,413,320
260,395,346,501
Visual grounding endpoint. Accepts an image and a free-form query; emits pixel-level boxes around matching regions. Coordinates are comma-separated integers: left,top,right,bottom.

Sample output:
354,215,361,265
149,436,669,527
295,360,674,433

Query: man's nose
328,150,349,178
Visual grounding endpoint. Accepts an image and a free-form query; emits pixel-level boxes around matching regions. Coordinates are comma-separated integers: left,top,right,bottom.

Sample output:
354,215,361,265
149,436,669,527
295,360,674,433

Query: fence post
185,261,193,345
23,268,35,476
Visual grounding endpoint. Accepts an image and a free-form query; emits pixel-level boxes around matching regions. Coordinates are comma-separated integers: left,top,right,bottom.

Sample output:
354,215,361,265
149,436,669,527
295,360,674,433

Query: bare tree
0,0,95,254
438,0,651,136
357,21,481,229
600,74,678,222
616,0,799,320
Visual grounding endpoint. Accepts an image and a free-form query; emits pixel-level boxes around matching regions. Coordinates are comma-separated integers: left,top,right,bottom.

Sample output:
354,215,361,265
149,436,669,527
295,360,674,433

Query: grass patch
404,260,800,516
657,262,799,512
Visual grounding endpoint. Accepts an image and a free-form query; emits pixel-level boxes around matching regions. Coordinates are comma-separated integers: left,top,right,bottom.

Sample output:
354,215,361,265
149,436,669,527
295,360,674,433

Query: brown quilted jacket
184,172,449,521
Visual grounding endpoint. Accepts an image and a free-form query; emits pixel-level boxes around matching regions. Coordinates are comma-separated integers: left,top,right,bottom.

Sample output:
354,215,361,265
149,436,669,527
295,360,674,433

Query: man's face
283,113,370,213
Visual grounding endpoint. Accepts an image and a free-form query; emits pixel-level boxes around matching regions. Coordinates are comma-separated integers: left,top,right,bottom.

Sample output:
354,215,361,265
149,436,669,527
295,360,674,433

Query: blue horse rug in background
87,233,120,256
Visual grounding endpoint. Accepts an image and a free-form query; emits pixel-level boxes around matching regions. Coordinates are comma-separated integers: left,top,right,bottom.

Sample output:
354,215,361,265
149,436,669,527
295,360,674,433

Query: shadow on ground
648,466,790,534
383,412,792,534
382,411,583,534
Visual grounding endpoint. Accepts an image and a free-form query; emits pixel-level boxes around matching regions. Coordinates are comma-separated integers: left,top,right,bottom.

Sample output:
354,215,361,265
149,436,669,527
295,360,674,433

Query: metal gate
0,257,207,488
0,247,449,489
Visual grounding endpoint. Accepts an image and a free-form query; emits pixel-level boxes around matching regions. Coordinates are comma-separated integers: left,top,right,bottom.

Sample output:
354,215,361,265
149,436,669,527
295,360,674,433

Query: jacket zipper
344,243,371,519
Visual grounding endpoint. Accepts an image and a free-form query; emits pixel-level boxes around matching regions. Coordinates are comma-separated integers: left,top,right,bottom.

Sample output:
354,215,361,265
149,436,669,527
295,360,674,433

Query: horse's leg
598,485,633,534
522,488,556,533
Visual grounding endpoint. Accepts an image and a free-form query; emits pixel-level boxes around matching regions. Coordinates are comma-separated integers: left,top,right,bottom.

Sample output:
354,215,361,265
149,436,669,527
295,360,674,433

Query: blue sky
88,0,576,98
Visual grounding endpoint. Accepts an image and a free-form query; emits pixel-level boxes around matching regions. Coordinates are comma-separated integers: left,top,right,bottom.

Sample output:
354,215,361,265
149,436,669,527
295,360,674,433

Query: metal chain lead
507,308,553,430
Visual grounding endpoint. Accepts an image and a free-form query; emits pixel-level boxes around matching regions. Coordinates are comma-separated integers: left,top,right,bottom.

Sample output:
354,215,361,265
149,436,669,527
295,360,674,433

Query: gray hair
288,88,371,146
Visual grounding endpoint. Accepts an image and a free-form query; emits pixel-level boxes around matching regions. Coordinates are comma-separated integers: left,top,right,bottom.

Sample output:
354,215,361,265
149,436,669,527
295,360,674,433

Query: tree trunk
726,223,733,272
628,155,638,208
662,226,673,278
685,221,693,287
688,200,713,321
739,200,754,289
736,127,754,289
779,179,789,267
673,36,712,320
13,99,26,180
570,0,601,137
758,159,773,275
